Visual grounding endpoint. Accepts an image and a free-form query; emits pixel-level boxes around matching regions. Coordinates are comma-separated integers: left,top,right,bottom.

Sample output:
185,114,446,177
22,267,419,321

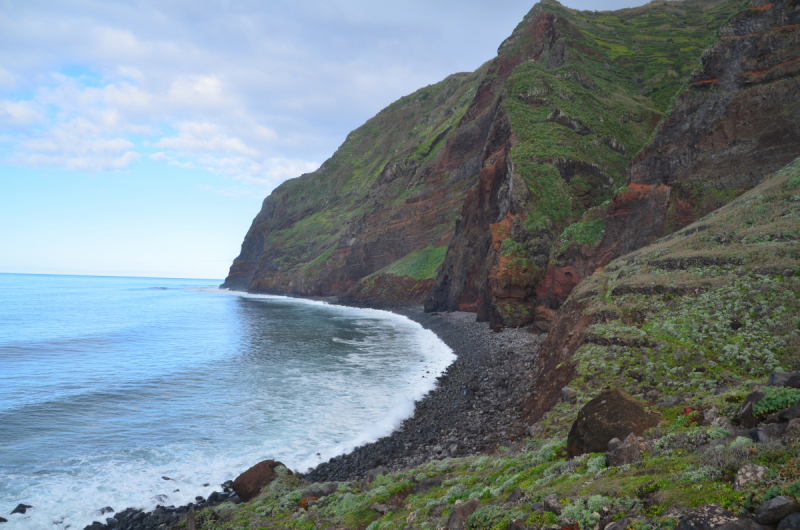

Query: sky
0,0,651,280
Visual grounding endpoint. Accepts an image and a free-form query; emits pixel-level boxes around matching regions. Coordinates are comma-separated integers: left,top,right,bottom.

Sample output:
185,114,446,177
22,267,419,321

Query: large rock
769,373,800,388
779,513,800,530
567,388,660,457
739,392,765,429
753,423,789,443
302,483,338,499
543,494,563,515
607,516,642,530
232,460,289,502
734,464,768,491
361,467,386,490
606,433,642,467
446,498,481,530
678,504,762,530
778,401,800,423
755,496,800,525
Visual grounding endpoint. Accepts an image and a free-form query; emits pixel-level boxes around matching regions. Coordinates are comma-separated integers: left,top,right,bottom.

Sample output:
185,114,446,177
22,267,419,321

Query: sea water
0,273,454,529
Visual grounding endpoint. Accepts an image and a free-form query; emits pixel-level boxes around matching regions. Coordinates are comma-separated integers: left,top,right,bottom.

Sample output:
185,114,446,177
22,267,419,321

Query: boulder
411,476,442,495
769,373,800,388
543,494,563,515
507,519,527,530
678,504,762,530
361,467,386,490
607,516,641,530
10,504,31,515
566,388,661,457
777,400,800,423
712,416,736,431
735,464,769,491
739,392,765,429
446,498,481,530
658,396,684,409
606,433,642,467
505,488,524,504
755,496,800,525
779,513,800,530
0,517,7,523
785,419,800,441
232,459,289,502
753,423,789,443
302,483,338,499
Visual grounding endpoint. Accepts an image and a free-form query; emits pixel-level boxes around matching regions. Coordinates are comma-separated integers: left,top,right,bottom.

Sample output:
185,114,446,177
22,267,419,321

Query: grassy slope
184,157,800,530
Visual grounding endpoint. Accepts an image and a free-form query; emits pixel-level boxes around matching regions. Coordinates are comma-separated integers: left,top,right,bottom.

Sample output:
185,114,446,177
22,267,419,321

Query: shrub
753,387,800,418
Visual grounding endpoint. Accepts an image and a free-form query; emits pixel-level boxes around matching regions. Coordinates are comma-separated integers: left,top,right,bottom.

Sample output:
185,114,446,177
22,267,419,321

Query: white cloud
0,100,41,125
0,0,573,191
155,122,258,157
168,76,225,108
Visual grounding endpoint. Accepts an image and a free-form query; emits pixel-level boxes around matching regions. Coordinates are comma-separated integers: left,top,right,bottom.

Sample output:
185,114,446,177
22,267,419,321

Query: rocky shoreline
302,301,542,481
51,301,542,530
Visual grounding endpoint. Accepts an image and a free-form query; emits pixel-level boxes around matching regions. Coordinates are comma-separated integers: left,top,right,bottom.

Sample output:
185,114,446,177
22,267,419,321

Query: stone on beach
232,459,289,502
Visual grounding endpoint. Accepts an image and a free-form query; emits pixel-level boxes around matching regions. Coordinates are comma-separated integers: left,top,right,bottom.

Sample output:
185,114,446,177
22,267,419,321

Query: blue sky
0,0,650,280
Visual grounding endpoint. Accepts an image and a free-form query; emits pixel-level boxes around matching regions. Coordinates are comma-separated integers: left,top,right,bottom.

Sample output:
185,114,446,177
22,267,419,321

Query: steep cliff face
223,69,489,298
426,0,745,327
538,0,800,324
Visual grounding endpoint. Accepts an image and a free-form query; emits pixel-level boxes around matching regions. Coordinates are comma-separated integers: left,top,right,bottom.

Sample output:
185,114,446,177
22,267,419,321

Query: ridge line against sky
0,0,650,279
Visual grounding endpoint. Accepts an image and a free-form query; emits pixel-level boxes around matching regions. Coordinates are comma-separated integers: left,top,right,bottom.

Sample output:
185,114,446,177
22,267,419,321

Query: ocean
0,273,455,529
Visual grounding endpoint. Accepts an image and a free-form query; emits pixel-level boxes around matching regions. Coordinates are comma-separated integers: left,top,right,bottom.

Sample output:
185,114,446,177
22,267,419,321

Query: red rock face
426,8,574,324
537,0,800,322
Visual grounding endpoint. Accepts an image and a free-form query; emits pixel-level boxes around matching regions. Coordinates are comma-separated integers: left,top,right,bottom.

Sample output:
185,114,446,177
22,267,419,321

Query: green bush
753,387,800,418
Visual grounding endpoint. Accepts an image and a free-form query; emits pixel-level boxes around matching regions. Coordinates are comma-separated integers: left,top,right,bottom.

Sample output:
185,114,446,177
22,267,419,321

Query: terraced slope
526,156,800,427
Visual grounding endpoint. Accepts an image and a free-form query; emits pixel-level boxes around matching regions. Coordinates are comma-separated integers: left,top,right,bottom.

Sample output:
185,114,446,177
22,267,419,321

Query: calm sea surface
0,273,454,529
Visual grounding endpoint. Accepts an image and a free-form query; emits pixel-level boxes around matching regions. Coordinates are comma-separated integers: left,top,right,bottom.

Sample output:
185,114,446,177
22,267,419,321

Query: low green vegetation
181,430,800,530
366,246,448,281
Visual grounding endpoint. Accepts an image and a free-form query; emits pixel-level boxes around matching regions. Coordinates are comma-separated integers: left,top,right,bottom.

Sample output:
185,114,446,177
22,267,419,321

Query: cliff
224,0,747,309
532,0,800,332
